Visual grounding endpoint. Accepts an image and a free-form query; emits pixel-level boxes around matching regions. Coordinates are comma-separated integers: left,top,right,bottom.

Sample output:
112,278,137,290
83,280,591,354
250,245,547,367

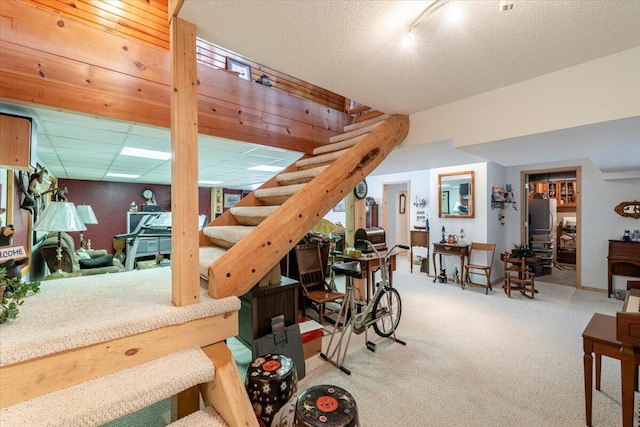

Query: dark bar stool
246,354,298,427
294,384,359,426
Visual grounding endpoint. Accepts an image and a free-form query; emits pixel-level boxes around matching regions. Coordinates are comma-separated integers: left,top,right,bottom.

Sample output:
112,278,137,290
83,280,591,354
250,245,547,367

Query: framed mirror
438,171,474,218
614,201,640,219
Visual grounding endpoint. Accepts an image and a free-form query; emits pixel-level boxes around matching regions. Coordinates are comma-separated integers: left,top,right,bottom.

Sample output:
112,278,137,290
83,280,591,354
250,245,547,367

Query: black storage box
355,227,386,252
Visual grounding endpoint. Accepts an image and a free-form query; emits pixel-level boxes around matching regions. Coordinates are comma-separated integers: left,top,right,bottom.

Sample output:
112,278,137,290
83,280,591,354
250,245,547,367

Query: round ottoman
246,354,298,427
294,385,359,427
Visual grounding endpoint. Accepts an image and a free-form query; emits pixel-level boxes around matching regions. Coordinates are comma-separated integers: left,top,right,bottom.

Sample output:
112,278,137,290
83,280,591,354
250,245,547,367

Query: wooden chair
294,243,344,324
462,242,495,294
503,256,536,298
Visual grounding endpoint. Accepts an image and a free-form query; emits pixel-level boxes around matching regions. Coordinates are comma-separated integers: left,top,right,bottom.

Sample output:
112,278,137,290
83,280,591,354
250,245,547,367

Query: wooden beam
209,115,410,298
0,313,238,408
170,17,200,306
200,343,259,427
168,0,185,22
172,386,200,422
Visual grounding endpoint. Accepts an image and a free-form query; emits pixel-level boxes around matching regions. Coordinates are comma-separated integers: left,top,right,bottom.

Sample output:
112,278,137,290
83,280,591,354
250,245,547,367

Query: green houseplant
0,267,41,324
510,244,536,259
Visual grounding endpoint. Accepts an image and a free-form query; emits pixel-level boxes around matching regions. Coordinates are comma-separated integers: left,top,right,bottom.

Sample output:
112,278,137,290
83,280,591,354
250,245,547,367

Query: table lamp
33,201,86,278
76,205,98,249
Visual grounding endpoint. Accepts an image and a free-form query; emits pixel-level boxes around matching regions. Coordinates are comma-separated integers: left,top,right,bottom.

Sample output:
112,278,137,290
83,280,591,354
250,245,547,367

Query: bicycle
319,240,408,375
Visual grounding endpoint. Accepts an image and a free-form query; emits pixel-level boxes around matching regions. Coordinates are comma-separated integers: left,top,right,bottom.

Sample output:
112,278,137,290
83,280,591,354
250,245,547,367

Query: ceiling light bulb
402,30,414,47
447,4,463,22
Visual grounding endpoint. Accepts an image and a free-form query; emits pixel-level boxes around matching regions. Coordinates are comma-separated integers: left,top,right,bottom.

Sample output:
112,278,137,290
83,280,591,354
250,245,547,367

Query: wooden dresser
608,240,640,298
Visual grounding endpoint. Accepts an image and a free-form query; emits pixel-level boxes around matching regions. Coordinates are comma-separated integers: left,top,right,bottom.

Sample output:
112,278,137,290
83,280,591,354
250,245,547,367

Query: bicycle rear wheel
371,287,401,337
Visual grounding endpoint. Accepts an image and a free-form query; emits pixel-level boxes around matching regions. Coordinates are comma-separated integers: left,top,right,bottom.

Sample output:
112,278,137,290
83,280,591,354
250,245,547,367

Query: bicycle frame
320,241,408,375
351,242,394,330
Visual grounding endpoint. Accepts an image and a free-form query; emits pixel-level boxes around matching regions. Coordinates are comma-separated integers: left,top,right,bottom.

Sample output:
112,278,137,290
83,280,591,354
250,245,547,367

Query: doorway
382,182,409,259
521,167,581,288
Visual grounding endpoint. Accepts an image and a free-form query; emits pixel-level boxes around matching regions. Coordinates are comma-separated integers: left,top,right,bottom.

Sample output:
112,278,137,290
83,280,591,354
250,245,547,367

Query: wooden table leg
410,246,414,273
432,251,438,283
621,347,635,427
595,353,602,391
583,340,593,427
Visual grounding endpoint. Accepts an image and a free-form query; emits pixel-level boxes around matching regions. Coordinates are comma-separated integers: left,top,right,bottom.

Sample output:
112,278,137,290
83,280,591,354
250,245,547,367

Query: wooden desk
432,243,469,283
410,230,429,273
237,277,299,350
608,240,640,298
617,289,640,427
339,252,397,302
582,313,621,427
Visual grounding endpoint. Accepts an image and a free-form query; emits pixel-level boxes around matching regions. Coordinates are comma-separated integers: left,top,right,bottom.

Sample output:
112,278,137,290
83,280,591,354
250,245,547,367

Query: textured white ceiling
3,1,639,186
179,0,640,115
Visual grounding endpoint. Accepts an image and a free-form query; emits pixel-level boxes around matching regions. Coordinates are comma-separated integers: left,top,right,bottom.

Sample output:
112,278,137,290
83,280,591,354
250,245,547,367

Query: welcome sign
0,246,28,264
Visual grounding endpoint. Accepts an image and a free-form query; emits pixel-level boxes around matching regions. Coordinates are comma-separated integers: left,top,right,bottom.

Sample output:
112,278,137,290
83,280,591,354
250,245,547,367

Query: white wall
404,46,640,149
505,158,640,293
430,162,489,277
486,162,508,280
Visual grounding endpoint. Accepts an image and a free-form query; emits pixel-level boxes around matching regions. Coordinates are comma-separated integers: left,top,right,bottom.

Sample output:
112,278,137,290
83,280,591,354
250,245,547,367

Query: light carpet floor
105,259,635,427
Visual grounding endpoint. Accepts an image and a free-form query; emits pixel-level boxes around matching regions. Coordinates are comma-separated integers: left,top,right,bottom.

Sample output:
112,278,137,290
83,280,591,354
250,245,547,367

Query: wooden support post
172,385,200,422
200,343,259,427
345,192,355,249
170,17,200,306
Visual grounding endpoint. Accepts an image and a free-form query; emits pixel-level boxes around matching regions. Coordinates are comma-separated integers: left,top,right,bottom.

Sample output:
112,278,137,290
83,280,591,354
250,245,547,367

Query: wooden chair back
294,243,327,295
468,242,496,267
294,243,344,324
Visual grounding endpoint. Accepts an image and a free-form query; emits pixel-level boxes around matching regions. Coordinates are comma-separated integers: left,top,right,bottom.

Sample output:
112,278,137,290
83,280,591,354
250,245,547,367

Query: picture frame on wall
226,57,252,81
223,193,242,209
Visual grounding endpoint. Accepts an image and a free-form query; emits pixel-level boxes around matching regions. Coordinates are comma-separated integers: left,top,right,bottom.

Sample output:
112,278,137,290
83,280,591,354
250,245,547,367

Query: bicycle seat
332,261,362,278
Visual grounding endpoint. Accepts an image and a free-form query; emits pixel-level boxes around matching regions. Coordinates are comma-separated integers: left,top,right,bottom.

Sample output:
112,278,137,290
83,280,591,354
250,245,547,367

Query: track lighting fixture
403,0,452,46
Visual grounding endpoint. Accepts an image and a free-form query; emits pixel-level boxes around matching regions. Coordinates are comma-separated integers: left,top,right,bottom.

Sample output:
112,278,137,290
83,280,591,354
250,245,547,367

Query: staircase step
312,134,366,156
329,121,383,144
230,205,279,225
199,246,228,280
254,183,306,205
295,148,349,169
0,347,215,427
203,226,256,249
169,406,228,427
355,110,385,123
344,113,389,132
276,165,328,186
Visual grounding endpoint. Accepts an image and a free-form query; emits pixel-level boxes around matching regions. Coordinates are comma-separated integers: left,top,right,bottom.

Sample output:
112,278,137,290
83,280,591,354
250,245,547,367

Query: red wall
59,179,211,254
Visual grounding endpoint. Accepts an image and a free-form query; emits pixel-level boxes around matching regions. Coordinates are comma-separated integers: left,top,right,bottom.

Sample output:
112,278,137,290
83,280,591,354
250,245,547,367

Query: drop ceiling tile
49,137,121,154
34,108,133,133
122,134,171,151
129,124,171,139
42,121,127,143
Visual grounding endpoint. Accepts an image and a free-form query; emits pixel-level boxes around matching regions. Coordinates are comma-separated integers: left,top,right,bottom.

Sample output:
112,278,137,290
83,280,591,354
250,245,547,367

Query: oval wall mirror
614,201,640,219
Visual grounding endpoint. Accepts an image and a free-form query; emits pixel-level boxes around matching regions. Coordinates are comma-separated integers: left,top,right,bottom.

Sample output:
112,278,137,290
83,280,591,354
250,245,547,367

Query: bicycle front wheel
371,287,402,337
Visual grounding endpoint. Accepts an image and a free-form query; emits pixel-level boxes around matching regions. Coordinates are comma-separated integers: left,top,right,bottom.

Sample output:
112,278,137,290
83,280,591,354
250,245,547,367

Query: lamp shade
33,202,87,232
76,205,98,225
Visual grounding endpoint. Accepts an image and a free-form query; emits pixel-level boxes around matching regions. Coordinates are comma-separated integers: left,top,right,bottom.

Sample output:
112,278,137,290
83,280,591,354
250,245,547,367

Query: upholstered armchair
39,232,124,276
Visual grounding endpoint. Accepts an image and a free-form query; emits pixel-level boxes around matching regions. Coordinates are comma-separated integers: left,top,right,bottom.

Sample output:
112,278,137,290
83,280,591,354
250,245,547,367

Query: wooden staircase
199,113,408,299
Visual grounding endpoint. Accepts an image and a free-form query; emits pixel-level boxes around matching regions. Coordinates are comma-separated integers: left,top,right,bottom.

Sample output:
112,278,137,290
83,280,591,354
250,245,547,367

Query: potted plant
1,267,41,324
510,244,537,261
